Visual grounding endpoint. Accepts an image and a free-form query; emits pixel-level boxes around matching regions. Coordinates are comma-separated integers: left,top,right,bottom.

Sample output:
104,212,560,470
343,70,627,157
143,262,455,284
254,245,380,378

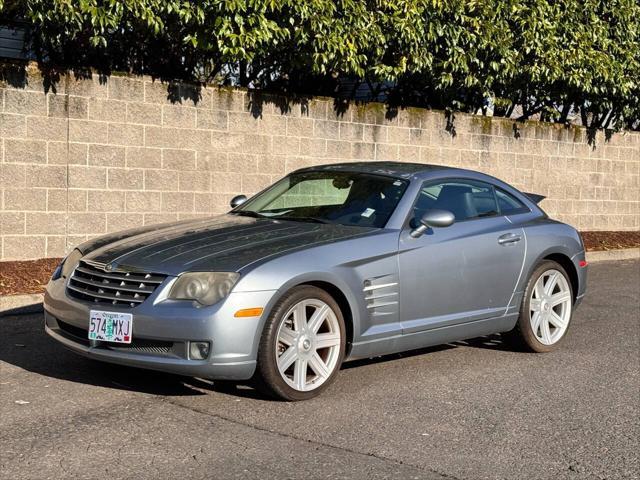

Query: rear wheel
506,260,574,352
254,286,346,401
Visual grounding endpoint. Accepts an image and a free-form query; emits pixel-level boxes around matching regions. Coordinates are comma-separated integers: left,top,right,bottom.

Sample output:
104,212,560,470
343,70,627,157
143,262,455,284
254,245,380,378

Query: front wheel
506,260,574,353
254,286,346,401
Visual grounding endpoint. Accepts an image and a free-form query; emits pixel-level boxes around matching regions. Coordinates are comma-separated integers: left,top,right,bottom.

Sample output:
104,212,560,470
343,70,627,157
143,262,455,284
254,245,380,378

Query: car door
398,178,526,334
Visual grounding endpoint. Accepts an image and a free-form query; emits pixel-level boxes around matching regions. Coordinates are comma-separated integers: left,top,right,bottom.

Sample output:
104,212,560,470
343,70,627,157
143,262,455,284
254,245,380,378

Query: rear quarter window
496,189,530,215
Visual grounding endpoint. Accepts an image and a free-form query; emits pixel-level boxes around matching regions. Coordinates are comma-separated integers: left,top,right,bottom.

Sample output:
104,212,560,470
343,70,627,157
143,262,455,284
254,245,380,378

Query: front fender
244,269,365,364
233,231,400,362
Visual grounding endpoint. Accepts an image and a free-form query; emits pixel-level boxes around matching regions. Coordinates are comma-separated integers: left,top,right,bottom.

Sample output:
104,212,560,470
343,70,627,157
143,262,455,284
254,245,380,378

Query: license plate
89,310,133,343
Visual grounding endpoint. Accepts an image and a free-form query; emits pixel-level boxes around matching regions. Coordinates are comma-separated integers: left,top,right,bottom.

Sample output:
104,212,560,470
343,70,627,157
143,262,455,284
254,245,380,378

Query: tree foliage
1,0,638,130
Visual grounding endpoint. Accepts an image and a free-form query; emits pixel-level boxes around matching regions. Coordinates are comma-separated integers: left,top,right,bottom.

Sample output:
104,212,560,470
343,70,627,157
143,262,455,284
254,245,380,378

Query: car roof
292,161,535,203
294,161,455,180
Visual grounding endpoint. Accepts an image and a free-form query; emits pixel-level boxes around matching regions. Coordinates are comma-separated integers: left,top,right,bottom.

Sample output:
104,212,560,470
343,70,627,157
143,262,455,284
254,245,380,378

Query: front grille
56,318,175,355
57,318,90,345
67,261,166,307
105,339,174,355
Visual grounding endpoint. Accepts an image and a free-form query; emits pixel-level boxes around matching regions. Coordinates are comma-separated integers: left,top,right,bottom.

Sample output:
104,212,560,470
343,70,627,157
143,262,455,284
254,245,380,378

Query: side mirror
230,194,247,208
410,209,455,238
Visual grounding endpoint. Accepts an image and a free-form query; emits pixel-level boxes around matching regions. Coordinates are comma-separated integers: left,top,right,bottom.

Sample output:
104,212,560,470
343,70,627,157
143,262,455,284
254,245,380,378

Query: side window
495,189,529,215
413,179,499,223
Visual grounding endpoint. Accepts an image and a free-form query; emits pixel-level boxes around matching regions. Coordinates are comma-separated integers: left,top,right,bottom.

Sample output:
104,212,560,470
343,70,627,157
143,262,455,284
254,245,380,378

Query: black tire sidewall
255,285,346,401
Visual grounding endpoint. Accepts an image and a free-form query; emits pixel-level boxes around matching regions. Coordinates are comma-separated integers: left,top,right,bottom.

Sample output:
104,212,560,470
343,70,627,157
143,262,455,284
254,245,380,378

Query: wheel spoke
530,299,542,312
278,326,297,346
540,316,552,344
293,359,307,390
292,302,307,332
548,311,567,330
544,272,559,296
315,332,340,349
531,311,542,334
277,346,297,373
550,291,571,306
307,304,329,334
534,278,544,300
309,352,331,379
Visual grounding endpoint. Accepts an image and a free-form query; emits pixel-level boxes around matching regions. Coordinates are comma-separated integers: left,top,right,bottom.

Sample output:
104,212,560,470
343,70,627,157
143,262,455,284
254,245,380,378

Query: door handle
498,233,522,245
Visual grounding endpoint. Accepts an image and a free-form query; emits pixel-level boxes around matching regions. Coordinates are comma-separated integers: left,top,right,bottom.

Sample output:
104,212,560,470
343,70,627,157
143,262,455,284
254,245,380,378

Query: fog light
189,341,210,360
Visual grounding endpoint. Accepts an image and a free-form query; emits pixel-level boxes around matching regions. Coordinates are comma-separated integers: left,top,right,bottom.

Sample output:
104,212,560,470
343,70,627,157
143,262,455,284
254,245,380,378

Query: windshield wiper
231,210,267,219
233,211,330,224
280,216,331,224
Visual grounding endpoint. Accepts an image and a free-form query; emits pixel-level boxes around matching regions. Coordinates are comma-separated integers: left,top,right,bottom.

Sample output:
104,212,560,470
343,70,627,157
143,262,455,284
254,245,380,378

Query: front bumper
44,276,276,380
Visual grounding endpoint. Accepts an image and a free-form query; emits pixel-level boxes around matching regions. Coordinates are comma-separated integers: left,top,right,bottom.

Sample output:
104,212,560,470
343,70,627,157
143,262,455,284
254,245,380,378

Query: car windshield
234,171,409,228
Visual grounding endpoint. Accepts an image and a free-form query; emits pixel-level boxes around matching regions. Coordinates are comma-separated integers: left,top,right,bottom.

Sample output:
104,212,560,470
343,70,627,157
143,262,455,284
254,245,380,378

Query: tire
254,285,346,401
506,260,574,353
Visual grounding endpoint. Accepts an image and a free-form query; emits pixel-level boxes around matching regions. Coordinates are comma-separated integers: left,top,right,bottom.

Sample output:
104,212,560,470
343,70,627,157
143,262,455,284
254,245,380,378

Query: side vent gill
363,275,399,317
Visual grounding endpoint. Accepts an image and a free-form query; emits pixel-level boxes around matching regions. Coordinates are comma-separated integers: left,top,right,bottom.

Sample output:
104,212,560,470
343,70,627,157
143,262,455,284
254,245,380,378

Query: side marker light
234,307,264,318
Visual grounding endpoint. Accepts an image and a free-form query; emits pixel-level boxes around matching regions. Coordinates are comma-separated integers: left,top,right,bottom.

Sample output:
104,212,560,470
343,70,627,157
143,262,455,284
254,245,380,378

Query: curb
586,248,640,263
0,294,44,317
0,249,638,317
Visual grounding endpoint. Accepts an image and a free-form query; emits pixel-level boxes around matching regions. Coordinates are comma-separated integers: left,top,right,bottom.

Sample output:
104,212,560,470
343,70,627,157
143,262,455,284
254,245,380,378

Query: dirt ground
0,231,638,296
580,230,640,252
0,258,62,296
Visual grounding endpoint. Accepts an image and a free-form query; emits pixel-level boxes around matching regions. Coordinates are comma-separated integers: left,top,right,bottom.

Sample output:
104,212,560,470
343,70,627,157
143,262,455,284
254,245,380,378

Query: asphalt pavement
1,260,638,480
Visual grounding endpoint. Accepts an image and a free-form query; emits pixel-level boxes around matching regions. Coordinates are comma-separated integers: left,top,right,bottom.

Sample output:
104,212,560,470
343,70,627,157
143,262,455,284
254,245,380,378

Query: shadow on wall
0,59,609,146
1,60,75,95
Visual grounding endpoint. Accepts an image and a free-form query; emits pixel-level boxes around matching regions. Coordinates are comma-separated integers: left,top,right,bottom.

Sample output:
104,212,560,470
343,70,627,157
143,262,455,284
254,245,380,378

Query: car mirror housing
411,209,455,238
230,194,247,208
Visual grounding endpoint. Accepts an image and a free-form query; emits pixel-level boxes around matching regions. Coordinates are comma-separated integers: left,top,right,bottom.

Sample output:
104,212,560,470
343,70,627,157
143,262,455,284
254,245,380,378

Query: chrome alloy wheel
275,298,342,392
529,269,572,345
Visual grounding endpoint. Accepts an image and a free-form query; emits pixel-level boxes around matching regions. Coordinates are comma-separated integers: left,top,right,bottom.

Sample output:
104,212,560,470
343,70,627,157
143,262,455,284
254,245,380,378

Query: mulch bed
0,231,638,297
580,231,640,252
1,258,62,297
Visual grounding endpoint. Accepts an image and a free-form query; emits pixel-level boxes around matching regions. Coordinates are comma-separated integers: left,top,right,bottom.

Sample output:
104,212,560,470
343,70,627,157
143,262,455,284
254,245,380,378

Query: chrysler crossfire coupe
45,162,587,400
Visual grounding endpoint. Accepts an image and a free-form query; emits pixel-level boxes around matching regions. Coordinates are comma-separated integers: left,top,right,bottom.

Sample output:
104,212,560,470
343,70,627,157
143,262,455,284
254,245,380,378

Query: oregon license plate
89,310,133,343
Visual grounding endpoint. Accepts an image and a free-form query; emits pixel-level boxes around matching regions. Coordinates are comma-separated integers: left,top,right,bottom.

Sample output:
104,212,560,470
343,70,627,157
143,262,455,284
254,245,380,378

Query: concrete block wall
1,66,638,260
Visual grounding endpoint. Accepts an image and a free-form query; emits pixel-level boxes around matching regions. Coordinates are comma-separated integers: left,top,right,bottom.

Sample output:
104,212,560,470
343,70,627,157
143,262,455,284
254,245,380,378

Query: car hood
80,214,375,276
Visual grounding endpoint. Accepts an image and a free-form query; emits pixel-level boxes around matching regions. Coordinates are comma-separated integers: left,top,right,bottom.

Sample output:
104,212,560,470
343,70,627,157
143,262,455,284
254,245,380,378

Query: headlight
168,272,239,306
61,249,83,279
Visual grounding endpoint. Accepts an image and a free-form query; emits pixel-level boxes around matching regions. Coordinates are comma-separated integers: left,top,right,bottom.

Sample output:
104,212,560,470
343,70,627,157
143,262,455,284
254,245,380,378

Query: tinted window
495,189,529,215
413,179,499,223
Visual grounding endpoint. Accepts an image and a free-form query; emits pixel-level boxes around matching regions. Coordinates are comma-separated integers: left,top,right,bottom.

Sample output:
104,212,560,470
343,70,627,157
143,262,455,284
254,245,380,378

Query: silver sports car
45,162,587,400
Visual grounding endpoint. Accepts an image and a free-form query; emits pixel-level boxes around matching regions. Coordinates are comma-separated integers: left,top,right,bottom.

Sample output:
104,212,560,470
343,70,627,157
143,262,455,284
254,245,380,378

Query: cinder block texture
1,68,638,260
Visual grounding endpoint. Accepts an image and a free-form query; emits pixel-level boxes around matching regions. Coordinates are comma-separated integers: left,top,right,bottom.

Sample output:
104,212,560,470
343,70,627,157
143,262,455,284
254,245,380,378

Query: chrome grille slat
70,275,155,294
67,261,166,307
74,266,165,284
67,284,145,303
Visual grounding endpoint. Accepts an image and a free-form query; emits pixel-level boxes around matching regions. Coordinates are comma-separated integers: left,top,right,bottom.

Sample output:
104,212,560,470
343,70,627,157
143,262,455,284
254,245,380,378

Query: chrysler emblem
105,263,114,272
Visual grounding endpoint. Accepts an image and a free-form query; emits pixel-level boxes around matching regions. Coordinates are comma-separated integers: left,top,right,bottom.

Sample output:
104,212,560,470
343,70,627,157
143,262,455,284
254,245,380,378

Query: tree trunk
559,102,572,124
239,60,248,87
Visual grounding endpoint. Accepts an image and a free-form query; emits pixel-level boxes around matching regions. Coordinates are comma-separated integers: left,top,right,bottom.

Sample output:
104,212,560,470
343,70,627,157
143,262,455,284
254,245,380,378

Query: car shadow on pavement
0,312,261,398
451,333,529,352
342,333,524,370
1,313,523,400
342,344,455,369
